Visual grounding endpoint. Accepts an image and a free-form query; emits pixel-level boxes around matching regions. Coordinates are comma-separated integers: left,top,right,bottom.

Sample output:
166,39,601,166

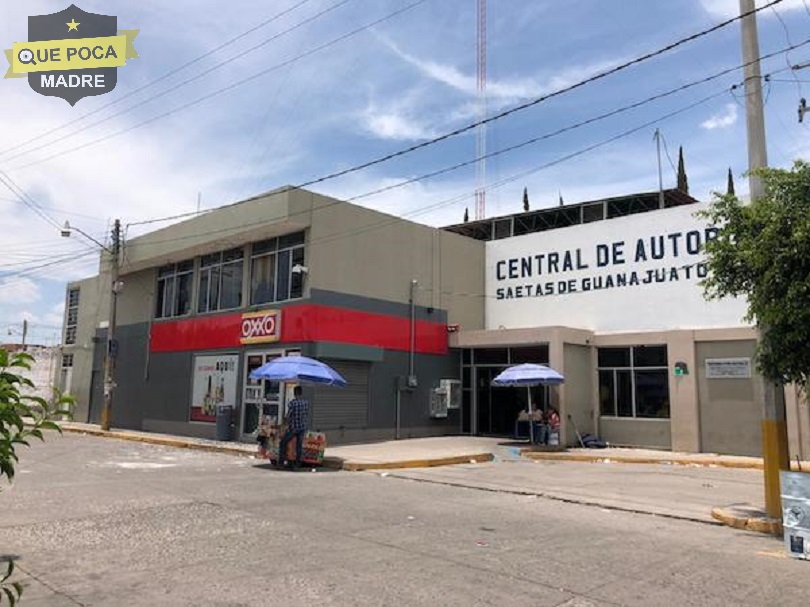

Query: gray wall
697,340,761,456
105,317,461,445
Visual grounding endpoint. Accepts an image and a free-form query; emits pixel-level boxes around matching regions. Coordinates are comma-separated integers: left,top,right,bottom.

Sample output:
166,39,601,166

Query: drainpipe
409,279,417,380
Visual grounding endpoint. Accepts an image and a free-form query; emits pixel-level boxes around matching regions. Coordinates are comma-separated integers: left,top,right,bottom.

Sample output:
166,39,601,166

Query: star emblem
67,19,80,32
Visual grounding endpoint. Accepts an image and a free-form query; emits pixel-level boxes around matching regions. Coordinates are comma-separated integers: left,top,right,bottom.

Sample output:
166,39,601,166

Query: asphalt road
3,433,808,606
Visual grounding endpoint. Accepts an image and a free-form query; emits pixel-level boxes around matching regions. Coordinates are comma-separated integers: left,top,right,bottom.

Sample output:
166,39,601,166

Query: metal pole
101,219,120,431
739,0,790,519
409,279,417,380
21,319,27,351
654,129,664,208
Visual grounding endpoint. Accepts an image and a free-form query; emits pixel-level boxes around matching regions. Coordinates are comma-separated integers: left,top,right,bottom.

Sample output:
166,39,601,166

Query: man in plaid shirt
277,386,310,468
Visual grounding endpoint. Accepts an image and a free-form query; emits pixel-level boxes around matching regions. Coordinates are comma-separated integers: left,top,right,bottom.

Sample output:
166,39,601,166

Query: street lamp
59,219,121,431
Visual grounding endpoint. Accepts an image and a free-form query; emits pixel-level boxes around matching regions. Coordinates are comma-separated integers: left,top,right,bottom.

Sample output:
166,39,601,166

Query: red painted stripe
150,303,448,355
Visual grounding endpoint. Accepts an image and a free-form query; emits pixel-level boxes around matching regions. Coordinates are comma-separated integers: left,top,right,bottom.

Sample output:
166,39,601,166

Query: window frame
64,287,80,345
249,232,306,306
197,248,245,314
155,260,195,319
597,345,669,419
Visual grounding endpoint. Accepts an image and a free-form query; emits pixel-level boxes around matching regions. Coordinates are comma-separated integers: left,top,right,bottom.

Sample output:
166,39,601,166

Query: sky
0,0,808,345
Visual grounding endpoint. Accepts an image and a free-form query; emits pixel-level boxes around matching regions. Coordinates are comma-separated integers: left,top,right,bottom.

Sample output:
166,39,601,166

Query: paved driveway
2,434,807,606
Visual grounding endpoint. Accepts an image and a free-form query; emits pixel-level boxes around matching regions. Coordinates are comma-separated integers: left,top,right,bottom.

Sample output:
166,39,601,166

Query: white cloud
382,37,625,106
699,0,809,19
0,277,41,306
363,110,438,141
701,103,739,130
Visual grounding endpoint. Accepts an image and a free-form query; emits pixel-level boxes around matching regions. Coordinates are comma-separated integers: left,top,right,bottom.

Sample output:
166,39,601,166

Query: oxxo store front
153,308,300,441
451,201,810,458
145,302,455,444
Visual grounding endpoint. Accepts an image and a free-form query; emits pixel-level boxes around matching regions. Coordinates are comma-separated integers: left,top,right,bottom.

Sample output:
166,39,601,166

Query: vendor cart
256,417,327,466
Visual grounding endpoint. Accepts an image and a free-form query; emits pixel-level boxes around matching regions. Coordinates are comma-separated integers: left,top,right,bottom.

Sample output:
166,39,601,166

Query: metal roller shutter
311,360,369,429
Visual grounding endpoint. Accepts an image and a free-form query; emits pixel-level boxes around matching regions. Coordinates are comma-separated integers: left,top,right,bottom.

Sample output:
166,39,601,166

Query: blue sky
0,0,808,344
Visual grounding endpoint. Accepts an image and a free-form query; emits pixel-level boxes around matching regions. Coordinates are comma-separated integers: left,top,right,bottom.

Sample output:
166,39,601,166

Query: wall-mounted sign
190,354,238,422
239,309,280,345
486,203,749,332
705,357,751,379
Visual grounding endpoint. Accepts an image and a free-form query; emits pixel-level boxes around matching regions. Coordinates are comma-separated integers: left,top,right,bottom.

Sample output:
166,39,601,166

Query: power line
0,0,317,160
0,171,63,230
286,0,786,191
0,0,353,165
9,0,778,175
8,0,428,172
121,86,728,258
125,38,809,232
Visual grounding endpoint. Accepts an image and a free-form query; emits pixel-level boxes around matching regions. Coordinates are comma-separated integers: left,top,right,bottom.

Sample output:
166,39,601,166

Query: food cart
256,418,327,466
249,355,346,467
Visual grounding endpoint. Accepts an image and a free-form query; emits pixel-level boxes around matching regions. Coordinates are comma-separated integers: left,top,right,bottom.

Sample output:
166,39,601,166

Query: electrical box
429,379,461,419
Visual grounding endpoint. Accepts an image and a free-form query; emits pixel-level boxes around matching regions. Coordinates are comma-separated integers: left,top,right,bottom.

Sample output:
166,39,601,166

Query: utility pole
653,128,664,209
739,0,790,519
101,219,121,431
21,319,27,351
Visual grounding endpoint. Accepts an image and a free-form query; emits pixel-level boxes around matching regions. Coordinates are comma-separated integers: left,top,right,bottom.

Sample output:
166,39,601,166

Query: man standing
277,386,309,468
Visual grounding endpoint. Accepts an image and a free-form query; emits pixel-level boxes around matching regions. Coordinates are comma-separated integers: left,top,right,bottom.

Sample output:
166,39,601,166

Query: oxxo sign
240,310,281,345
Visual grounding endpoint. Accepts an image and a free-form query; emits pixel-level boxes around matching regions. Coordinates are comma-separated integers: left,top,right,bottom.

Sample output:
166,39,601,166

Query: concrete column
668,331,700,453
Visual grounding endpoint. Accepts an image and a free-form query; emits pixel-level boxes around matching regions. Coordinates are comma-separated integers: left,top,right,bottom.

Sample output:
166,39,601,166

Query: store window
250,231,305,305
156,260,194,319
598,345,669,418
198,248,244,313
65,287,79,345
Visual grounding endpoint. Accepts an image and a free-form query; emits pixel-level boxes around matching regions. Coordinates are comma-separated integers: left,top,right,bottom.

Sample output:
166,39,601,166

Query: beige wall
123,188,300,273
62,273,109,420
561,343,595,446
117,268,157,326
696,340,762,456
304,190,484,328
599,418,672,449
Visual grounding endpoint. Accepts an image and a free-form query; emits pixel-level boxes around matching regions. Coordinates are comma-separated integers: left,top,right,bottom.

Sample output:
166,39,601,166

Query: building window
198,248,244,313
250,232,305,305
65,287,79,345
598,345,669,419
156,260,194,319
61,354,74,368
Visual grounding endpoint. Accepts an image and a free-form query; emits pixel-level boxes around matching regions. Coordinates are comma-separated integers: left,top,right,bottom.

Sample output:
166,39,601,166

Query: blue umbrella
491,364,564,444
491,364,564,387
249,355,347,387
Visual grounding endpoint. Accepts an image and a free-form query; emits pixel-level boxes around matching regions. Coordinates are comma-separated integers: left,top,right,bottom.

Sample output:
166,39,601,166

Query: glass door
241,351,282,441
240,349,301,441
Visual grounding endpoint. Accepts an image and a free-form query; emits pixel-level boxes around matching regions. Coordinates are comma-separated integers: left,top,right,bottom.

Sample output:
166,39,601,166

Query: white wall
486,203,749,332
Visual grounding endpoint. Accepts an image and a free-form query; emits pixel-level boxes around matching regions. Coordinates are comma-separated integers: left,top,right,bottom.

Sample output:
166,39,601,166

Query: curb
385,472,721,527
711,506,783,536
61,425,256,458
341,453,494,471
60,425,493,471
521,451,810,471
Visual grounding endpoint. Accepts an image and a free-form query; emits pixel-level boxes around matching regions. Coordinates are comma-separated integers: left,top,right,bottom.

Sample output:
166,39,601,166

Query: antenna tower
474,0,487,220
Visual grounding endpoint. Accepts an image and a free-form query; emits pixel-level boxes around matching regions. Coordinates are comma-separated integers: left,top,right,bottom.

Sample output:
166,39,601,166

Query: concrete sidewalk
380,458,766,526
57,422,497,470
523,446,810,471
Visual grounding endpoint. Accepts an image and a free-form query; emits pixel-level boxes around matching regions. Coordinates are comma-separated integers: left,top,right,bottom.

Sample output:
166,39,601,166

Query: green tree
700,161,810,386
0,348,73,605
